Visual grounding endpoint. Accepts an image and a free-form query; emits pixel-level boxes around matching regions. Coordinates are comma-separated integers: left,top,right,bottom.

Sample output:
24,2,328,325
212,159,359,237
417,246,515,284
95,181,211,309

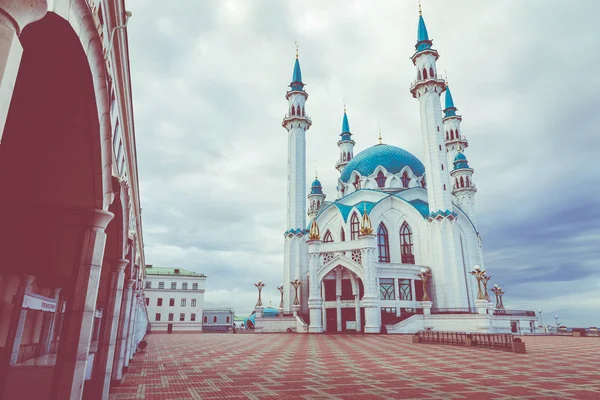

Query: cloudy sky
126,0,600,326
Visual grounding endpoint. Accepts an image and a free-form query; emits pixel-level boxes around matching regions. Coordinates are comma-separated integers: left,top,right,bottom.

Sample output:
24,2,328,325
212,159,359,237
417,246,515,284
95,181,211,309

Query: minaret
409,7,469,309
335,106,355,173
409,7,452,213
282,47,311,313
308,173,326,219
443,84,469,169
450,150,477,226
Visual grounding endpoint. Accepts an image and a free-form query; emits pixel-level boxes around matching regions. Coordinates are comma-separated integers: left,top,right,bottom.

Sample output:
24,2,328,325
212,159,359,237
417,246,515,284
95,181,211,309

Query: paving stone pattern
109,334,600,399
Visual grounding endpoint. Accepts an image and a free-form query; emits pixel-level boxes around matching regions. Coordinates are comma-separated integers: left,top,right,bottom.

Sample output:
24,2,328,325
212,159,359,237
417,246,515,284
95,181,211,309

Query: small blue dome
311,178,323,194
340,144,425,183
453,151,470,170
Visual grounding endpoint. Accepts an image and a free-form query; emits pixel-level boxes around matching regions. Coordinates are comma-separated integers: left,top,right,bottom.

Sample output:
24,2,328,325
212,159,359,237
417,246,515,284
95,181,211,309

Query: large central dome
340,144,425,182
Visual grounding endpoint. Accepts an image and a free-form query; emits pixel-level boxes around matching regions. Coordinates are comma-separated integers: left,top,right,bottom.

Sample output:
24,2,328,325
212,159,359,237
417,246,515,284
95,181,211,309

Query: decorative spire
309,218,320,240
295,40,298,59
360,204,373,235
342,106,350,134
444,84,457,117
377,123,383,145
416,3,432,52
291,42,303,90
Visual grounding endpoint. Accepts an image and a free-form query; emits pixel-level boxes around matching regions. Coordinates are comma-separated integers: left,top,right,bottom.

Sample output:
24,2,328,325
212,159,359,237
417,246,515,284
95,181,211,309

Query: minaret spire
335,103,355,174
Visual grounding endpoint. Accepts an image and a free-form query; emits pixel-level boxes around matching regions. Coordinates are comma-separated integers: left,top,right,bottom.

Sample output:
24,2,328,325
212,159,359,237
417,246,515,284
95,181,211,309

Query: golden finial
360,204,373,235
445,69,448,85
418,0,422,16
295,41,298,59
377,123,383,145
315,166,318,179
309,218,320,240
343,98,346,113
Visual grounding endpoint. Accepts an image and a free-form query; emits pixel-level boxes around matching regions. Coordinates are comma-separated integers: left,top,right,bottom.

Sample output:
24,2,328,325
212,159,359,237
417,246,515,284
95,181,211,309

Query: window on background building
191,313,196,321
350,213,360,240
400,222,415,264
182,282,188,290
158,282,165,289
181,298,186,307
377,223,390,263
169,298,175,307
155,313,161,321
323,230,333,243
145,298,149,306
375,171,386,188
180,313,185,321
168,313,173,321
203,315,207,323
145,281,151,289
226,316,230,323
401,171,410,188
170,282,176,290
157,298,163,306
191,299,196,307
398,279,412,300
192,283,198,290
213,316,217,323
379,278,395,300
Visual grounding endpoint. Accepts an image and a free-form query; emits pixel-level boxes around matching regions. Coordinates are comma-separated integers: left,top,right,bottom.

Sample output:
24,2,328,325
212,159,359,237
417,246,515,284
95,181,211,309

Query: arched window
203,316,208,323
460,176,465,188
213,316,217,323
466,176,470,187
456,129,459,138
343,153,346,161
317,200,320,208
422,68,428,79
421,177,426,189
429,67,434,78
417,70,421,80
451,130,455,140
302,107,305,116
297,105,302,116
340,186,345,196
375,171,386,188
377,223,390,263
323,230,333,243
226,316,230,323
353,175,361,190
340,227,346,242
350,213,360,240
291,106,295,116
455,177,459,188
400,222,415,264
347,152,351,160
445,131,449,141
401,171,410,188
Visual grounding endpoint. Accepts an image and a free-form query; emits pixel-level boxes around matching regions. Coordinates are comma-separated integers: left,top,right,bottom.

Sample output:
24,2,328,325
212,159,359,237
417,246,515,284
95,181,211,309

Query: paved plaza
109,334,600,399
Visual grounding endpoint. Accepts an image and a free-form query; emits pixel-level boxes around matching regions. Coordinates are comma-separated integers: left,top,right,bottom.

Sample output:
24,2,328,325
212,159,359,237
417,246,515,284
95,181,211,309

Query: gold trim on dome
360,204,373,235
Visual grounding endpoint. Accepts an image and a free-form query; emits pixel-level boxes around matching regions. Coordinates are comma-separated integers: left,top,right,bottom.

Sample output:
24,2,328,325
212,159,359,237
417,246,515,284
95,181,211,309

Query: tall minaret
335,106,355,173
282,47,311,313
409,7,469,309
307,173,326,219
443,84,469,170
450,150,477,226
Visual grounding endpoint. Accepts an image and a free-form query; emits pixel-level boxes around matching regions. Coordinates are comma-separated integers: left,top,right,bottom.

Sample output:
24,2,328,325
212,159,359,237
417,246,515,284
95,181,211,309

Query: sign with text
22,294,57,313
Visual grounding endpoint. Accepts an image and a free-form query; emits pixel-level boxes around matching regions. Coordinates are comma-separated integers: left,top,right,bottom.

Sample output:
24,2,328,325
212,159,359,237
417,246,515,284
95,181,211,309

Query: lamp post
554,314,560,331
254,280,266,307
290,277,302,316
416,268,432,302
491,284,505,310
277,283,284,312
469,265,487,301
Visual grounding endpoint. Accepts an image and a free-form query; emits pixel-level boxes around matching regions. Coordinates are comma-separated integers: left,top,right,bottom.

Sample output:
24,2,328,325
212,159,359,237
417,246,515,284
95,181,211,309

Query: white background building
145,267,206,333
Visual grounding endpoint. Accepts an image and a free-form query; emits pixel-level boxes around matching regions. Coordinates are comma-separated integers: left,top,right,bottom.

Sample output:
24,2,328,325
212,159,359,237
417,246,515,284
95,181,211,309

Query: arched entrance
321,267,365,333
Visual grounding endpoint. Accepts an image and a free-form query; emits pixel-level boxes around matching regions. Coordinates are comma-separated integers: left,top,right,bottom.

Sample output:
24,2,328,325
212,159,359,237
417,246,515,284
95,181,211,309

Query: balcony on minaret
282,112,312,128
409,72,446,98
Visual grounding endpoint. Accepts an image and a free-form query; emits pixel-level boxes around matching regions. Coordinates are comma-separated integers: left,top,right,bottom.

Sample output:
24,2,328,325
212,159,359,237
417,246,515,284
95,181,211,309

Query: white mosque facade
279,12,538,334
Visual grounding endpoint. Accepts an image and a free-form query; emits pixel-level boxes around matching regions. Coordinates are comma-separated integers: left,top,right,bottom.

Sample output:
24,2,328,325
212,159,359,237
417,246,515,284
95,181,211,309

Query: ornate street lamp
277,283,284,310
416,268,432,302
482,274,492,302
554,314,560,330
538,309,544,327
469,265,488,301
491,284,505,310
291,278,302,306
254,280,266,307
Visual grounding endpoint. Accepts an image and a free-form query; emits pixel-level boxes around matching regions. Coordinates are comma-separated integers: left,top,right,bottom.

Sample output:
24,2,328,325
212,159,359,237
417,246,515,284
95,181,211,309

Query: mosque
278,9,538,334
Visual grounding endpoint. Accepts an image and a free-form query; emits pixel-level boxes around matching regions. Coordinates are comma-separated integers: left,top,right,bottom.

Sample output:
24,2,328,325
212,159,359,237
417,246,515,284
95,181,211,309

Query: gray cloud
127,0,600,324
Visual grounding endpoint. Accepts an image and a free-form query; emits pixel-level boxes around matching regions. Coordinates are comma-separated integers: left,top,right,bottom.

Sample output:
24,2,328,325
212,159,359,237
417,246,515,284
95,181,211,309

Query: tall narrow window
422,68,428,79
379,278,395,300
192,283,198,290
169,298,175,307
323,230,333,243
168,313,174,321
429,67,434,77
451,130,455,140
445,131,449,141
191,313,196,321
398,279,412,300
340,227,345,242
145,281,152,289
291,106,295,116
157,298,163,306
401,171,410,188
400,222,415,264
375,171,386,188
460,176,465,188
182,282,188,290
203,315,208,323
377,223,390,263
213,316,217,323
226,316,230,323
421,177,426,189
353,175,361,190
181,298,186,307
350,213,360,240
155,313,161,321
466,176,470,187
191,298,197,307
180,313,185,321
170,282,176,290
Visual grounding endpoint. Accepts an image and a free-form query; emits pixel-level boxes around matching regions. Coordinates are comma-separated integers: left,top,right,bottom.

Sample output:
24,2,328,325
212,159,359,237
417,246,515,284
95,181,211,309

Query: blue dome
310,178,323,194
453,151,469,170
340,144,425,183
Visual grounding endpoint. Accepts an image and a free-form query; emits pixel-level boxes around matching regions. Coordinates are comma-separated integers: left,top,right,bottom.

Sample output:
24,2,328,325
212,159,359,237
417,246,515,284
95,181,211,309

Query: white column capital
126,279,135,289
89,209,115,232
111,258,129,273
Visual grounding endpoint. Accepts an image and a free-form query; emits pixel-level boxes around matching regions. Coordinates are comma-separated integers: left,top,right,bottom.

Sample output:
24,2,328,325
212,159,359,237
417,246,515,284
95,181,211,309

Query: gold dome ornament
309,218,320,240
360,204,373,235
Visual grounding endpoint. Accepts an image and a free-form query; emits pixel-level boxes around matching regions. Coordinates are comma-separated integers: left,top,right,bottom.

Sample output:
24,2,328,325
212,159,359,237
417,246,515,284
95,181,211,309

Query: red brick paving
109,334,600,399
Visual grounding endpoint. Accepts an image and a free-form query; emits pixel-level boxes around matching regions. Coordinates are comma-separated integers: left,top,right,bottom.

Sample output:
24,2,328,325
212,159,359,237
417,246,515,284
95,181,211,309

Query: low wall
387,313,538,334
254,316,297,333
